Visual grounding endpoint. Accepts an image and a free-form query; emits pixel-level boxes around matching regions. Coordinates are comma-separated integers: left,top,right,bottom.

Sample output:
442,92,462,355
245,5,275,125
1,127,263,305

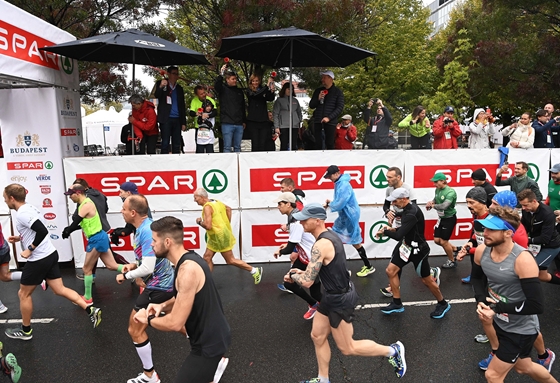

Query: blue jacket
329,173,362,245
532,119,559,148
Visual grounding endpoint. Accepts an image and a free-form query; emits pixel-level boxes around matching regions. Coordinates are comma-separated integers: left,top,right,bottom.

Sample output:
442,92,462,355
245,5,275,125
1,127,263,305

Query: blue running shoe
462,275,471,284
430,302,451,319
537,349,556,372
388,341,407,378
381,302,404,315
479,352,494,370
277,283,293,294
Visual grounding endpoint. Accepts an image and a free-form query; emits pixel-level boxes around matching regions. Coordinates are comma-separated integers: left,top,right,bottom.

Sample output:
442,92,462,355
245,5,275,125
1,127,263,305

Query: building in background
427,0,463,33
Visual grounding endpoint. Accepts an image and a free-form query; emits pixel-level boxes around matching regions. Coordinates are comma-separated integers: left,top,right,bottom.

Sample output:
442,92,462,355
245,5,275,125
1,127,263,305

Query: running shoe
252,267,263,285
0,304,7,314
537,349,556,372
381,302,404,315
5,327,32,341
474,334,489,343
3,353,21,383
461,275,471,284
303,303,319,320
213,357,229,383
430,302,451,319
388,341,407,378
127,371,160,383
277,283,293,294
555,271,560,279
356,266,376,277
40,280,48,291
299,378,329,383
479,352,494,370
441,259,457,269
431,267,441,286
89,307,102,328
380,287,393,297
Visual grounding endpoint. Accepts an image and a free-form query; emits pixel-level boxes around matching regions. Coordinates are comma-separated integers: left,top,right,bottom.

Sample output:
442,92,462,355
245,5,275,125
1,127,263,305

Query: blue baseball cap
120,182,138,194
492,190,517,209
292,203,327,221
476,215,516,233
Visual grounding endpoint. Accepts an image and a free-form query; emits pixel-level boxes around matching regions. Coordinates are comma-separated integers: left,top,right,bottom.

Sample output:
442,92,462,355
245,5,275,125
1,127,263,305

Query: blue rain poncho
329,173,362,244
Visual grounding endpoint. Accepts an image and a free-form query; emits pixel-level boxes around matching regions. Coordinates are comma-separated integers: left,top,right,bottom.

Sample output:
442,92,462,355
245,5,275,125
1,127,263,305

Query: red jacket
334,123,357,150
131,100,158,139
432,116,461,149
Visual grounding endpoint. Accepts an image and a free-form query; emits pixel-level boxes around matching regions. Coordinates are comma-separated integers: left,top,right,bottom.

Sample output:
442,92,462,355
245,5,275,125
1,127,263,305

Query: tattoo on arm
292,246,322,285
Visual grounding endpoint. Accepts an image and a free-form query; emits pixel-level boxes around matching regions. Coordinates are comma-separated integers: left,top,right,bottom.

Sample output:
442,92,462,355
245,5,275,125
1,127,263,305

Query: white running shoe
127,371,161,383
213,357,229,383
0,304,8,314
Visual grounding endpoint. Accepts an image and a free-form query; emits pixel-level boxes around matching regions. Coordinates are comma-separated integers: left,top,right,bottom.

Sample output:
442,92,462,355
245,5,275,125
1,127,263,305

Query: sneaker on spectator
461,275,471,284
479,352,494,370
303,303,319,320
356,266,375,277
537,349,556,372
4,353,21,383
388,341,407,378
299,378,329,383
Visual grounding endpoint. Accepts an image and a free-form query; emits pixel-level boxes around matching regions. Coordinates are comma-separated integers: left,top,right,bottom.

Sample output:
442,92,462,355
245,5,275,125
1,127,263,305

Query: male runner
280,177,305,210
117,195,175,383
62,184,119,304
287,203,406,383
377,188,450,318
3,184,101,341
193,188,262,284
134,216,231,383
111,182,154,246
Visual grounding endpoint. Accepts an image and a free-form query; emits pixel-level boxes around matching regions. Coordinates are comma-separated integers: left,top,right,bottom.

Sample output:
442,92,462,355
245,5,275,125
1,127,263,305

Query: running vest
317,229,350,294
79,197,102,238
481,244,539,335
174,251,231,357
203,200,236,253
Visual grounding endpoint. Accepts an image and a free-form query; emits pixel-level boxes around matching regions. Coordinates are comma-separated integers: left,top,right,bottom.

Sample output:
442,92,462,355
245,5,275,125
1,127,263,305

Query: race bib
197,128,211,140
547,135,552,144
528,244,541,257
475,231,484,245
444,131,451,139
166,96,172,105
371,125,377,133
399,243,411,262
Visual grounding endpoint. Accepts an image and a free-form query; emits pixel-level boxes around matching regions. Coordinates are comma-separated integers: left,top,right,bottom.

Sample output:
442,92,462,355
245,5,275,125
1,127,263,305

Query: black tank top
317,229,350,294
174,251,231,357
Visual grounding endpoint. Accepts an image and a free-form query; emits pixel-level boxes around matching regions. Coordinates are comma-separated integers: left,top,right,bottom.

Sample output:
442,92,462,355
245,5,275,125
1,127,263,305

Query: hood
338,173,351,183
473,108,485,122
86,188,102,198
142,100,155,110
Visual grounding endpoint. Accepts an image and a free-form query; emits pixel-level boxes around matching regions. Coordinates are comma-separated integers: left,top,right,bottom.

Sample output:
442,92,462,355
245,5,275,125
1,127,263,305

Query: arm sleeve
30,220,48,247
279,241,297,255
470,262,488,303
126,256,156,279
383,211,417,241
531,182,543,202
132,109,157,132
433,200,452,211
213,76,223,95
532,121,547,133
347,126,357,142
66,214,84,233
153,80,163,98
488,123,496,135
501,126,514,136
469,122,484,135
272,100,281,128
383,199,391,214
265,87,275,101
494,277,543,315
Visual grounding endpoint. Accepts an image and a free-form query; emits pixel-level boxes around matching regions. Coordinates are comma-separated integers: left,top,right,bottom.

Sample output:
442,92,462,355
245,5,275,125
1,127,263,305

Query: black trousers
314,123,335,150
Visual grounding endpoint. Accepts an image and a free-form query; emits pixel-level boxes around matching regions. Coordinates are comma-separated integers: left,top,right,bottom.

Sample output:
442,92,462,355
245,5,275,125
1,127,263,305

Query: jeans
160,118,182,154
221,123,243,152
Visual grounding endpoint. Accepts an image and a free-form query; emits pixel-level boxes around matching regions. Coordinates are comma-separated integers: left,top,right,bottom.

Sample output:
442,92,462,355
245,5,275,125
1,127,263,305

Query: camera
443,117,453,124
371,98,379,103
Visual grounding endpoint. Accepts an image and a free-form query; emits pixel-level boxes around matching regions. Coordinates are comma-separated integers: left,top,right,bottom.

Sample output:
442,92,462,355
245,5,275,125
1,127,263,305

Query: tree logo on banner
528,163,540,182
45,161,54,170
60,56,74,75
203,170,228,194
369,220,390,243
369,165,389,189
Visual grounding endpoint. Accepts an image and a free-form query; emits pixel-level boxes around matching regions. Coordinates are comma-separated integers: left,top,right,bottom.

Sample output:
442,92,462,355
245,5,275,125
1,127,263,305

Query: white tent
82,106,128,152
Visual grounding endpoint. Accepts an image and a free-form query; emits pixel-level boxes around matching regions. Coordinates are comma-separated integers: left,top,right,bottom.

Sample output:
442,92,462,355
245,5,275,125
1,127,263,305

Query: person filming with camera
432,106,462,149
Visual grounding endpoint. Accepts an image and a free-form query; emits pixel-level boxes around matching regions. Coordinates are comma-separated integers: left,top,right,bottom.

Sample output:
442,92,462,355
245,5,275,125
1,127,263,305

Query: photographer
432,106,462,149
501,113,534,149
362,98,393,149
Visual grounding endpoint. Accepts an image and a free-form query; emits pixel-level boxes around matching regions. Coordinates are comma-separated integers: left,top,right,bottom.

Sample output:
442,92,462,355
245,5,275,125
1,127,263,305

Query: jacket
309,84,344,126
246,86,275,122
532,119,558,148
153,80,187,125
495,175,543,205
214,75,246,125
468,108,495,149
334,123,357,150
72,188,110,232
131,100,158,139
363,106,393,149
432,116,461,149
521,202,560,248
329,173,361,244
397,114,431,138
501,123,534,149
273,96,302,129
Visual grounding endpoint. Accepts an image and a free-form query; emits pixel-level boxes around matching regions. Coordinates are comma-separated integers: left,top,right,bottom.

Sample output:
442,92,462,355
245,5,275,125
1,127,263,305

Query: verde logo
45,161,54,170
60,56,74,74
370,165,389,189
527,163,540,182
369,220,390,243
203,170,228,193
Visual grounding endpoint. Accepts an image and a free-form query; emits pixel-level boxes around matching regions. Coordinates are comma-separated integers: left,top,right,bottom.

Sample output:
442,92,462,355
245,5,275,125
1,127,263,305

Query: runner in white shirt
2,184,102,341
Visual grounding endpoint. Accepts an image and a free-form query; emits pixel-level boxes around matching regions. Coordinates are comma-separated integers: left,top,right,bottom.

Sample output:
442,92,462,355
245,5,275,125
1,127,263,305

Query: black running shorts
174,352,223,383
134,288,175,312
434,215,457,241
20,251,61,286
493,321,537,364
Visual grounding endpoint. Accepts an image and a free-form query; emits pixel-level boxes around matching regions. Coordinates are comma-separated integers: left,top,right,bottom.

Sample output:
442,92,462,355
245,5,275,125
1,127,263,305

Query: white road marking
0,318,55,324
356,298,476,310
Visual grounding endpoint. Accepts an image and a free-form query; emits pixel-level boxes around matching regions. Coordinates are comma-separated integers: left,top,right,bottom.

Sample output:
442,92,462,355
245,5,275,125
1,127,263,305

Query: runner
3,184,102,341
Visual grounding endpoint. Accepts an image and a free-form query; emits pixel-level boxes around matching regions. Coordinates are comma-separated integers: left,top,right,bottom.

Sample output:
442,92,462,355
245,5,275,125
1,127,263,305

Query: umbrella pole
131,50,136,155
288,40,293,152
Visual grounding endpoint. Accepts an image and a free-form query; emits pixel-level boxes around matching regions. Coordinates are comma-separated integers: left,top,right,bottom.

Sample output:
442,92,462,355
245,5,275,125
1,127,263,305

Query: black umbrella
216,27,376,150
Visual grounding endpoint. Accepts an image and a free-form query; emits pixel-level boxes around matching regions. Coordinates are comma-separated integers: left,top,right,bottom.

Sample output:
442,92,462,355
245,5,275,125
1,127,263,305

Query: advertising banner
238,150,405,208
63,153,239,213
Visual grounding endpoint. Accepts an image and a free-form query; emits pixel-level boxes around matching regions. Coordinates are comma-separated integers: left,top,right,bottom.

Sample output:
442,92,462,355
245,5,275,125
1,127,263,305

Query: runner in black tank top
287,203,407,383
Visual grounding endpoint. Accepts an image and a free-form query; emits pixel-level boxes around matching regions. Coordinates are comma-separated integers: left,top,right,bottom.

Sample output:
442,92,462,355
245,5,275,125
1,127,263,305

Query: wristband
289,271,297,279
147,314,156,327
122,272,128,280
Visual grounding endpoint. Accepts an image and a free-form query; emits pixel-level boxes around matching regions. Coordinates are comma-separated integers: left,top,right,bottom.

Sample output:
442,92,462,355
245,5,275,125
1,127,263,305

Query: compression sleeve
279,241,297,255
30,220,48,247
66,215,84,233
126,257,156,279
493,277,543,315
471,262,488,303
433,200,452,211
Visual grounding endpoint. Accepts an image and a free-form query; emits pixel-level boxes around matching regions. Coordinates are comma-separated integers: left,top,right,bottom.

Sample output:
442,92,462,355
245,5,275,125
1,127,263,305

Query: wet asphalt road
0,256,559,383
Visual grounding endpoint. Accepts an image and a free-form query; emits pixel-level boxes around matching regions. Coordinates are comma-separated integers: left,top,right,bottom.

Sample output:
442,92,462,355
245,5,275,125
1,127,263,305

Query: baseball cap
471,168,487,181
466,187,487,204
275,192,296,204
476,215,516,233
292,203,327,221
430,173,447,182
341,114,352,121
323,165,340,179
120,182,139,194
320,70,335,79
386,188,410,202
64,184,85,195
549,163,560,173
444,106,455,113
493,190,518,208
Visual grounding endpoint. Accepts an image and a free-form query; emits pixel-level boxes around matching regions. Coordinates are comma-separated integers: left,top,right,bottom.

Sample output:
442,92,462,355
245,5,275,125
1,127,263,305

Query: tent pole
288,40,293,152
131,49,136,155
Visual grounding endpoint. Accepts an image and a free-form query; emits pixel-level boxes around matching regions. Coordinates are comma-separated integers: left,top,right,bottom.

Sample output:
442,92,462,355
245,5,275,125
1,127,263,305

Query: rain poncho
329,173,362,244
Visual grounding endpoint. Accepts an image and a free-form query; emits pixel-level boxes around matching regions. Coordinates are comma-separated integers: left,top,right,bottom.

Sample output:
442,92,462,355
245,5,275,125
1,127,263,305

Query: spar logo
40,185,51,195
44,213,56,220
369,220,391,243
60,56,73,74
42,198,53,208
78,171,197,196
11,131,48,155
369,165,390,189
414,164,507,188
249,166,365,192
7,162,43,170
98,226,201,251
203,170,228,194
424,218,472,240
527,163,540,182
251,222,365,247
60,128,77,136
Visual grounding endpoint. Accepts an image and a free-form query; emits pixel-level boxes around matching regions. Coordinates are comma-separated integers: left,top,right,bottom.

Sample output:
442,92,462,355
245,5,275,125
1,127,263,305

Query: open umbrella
216,27,376,150
41,28,210,154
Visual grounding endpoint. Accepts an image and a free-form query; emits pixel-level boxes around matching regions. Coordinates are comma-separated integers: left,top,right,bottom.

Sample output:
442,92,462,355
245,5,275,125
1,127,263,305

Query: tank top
203,200,236,253
174,251,231,357
481,244,539,335
78,197,102,238
317,229,350,294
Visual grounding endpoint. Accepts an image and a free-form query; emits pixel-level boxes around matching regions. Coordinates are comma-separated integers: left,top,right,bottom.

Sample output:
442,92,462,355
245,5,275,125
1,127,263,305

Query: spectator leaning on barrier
398,105,431,149
468,108,495,149
363,98,393,149
501,113,534,149
214,65,246,153
334,114,357,150
189,85,217,154
432,106,461,149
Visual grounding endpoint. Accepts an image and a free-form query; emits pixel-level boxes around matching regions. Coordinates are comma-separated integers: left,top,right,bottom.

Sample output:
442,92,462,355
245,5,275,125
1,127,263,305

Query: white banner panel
404,149,550,204
238,150,405,208
55,88,84,157
551,150,560,169
63,153,239,213
0,159,7,214
71,211,239,267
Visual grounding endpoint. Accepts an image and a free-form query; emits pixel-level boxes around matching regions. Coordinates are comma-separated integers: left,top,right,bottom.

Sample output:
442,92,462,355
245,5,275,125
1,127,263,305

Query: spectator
398,105,431,149
468,108,495,149
308,70,344,150
432,106,461,149
544,103,559,147
501,113,534,149
496,161,542,206
246,74,275,152
363,98,393,149
334,114,357,150
128,94,158,155
265,111,277,152
214,65,246,152
189,85,217,154
120,121,133,155
273,82,302,151
387,130,398,149
532,109,560,148
153,66,187,154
